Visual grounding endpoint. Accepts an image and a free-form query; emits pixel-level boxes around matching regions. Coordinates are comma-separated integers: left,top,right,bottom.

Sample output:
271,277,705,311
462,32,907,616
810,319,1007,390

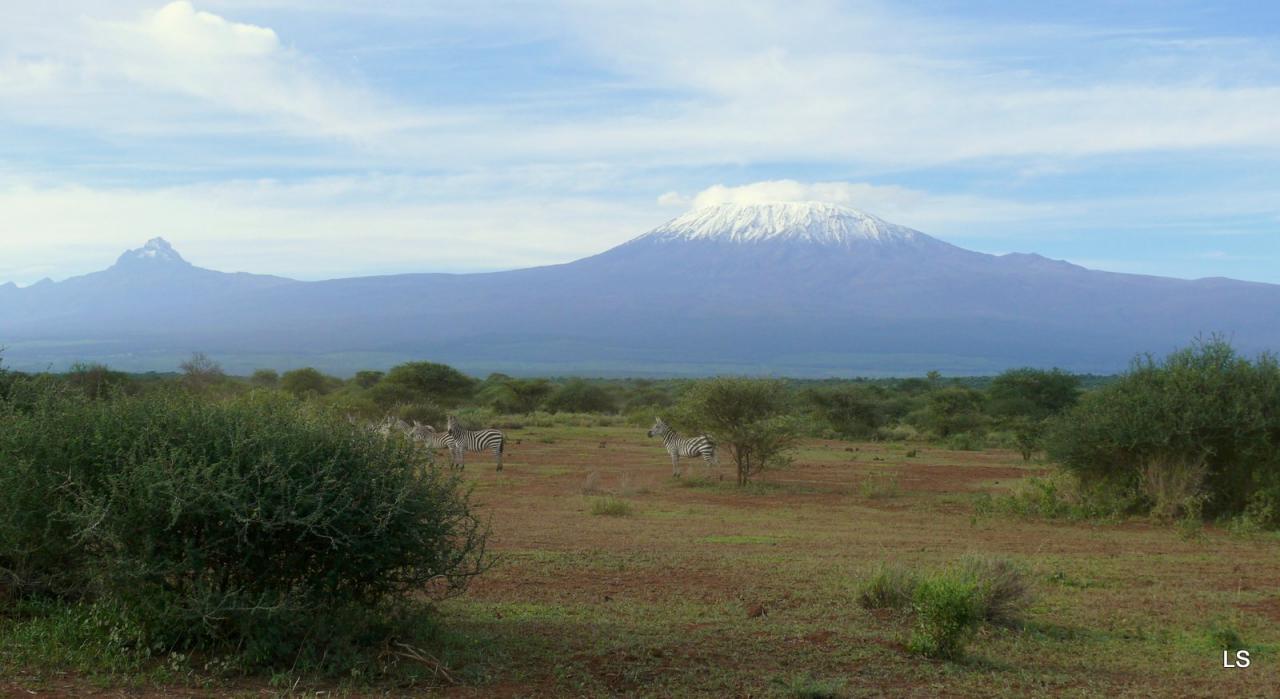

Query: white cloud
671,180,1052,231
0,2,425,142
7,1,1280,166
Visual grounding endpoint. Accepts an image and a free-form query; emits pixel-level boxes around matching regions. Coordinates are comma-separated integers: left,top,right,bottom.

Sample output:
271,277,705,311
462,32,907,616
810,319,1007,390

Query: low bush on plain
858,556,1032,659
589,496,634,517
955,555,1032,628
908,576,982,659
858,564,919,610
972,471,1136,522
0,379,489,674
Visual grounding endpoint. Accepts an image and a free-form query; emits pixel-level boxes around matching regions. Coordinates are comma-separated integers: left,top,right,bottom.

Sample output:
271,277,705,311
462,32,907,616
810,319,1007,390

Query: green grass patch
858,470,902,499
589,496,634,517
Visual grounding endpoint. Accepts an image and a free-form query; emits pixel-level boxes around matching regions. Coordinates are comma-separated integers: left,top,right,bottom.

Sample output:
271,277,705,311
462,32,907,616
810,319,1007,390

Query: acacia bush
1048,339,1280,526
0,379,489,669
677,377,798,485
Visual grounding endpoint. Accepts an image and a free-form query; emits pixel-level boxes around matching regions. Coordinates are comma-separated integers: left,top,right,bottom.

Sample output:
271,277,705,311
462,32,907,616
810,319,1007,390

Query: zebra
408,421,454,467
375,416,411,438
445,415,505,471
647,416,716,477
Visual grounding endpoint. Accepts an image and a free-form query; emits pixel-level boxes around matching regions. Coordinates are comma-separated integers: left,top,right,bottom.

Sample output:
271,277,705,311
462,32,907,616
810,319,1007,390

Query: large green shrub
0,379,489,667
1048,339,1280,524
382,361,476,406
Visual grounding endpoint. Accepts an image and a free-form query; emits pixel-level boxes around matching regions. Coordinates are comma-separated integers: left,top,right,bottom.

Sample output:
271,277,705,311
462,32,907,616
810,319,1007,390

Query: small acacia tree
678,377,799,486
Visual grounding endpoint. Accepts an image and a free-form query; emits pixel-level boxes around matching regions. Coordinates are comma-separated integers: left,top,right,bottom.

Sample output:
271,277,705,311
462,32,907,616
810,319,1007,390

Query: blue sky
1,1,1277,284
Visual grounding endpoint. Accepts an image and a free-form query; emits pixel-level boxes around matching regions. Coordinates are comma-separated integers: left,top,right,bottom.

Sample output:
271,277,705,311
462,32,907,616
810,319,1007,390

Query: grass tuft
589,496,634,517
858,471,902,499
858,564,919,610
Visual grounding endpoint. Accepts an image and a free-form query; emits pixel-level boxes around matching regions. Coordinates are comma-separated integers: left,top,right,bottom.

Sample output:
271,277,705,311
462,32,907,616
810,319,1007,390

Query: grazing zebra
408,421,454,467
446,415,505,471
647,417,716,477
376,416,411,437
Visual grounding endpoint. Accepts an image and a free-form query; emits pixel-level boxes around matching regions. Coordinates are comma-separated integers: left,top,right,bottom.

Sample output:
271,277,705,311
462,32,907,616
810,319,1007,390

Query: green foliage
1048,338,1280,525
955,555,1032,628
805,384,889,439
857,564,919,610
249,368,279,388
353,370,384,389
478,376,553,413
178,352,225,392
859,557,1030,660
973,471,1138,522
678,377,798,485
908,576,982,659
544,378,617,414
1008,416,1046,462
279,366,336,397
622,379,676,411
0,380,490,671
917,386,987,438
944,431,986,451
988,368,1080,421
588,496,633,517
383,361,476,406
65,363,137,399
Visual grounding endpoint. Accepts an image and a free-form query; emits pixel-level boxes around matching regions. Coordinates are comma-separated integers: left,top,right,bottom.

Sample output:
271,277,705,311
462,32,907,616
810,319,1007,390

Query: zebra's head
446,414,460,434
647,417,670,438
377,415,409,436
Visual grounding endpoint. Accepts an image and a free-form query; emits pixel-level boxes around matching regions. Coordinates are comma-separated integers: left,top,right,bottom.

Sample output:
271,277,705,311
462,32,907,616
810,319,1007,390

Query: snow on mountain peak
115,237,189,267
642,201,931,247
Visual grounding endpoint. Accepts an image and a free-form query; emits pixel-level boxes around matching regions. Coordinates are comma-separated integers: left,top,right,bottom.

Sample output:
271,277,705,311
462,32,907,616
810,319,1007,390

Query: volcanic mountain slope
1,203,1277,375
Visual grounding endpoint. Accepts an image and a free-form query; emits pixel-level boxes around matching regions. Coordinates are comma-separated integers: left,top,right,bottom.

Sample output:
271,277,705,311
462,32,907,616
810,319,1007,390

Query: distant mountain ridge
1,203,1277,376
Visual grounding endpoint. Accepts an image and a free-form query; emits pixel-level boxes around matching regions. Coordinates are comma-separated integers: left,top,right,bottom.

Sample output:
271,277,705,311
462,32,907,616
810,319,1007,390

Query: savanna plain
9,423,1275,697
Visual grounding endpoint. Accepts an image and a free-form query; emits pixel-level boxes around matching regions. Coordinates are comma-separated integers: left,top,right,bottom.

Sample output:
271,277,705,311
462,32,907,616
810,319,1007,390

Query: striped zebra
408,421,453,467
445,415,505,471
376,416,411,438
647,417,716,477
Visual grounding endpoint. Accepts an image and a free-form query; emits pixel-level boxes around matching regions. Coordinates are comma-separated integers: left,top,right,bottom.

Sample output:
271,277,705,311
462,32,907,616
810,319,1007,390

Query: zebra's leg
495,443,504,472
671,451,681,478
453,445,465,471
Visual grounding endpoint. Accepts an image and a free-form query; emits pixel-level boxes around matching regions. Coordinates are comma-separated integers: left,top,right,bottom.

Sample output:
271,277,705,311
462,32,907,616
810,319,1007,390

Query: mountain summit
113,237,190,269
638,202,938,249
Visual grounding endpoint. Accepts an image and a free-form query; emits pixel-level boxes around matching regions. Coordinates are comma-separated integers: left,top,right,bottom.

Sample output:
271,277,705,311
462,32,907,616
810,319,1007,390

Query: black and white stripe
375,416,411,437
647,417,716,477
445,415,505,471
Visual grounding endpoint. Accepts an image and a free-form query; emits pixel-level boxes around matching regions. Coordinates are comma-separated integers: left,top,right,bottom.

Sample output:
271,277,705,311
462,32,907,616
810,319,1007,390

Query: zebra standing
647,417,716,477
409,421,454,467
445,415,505,471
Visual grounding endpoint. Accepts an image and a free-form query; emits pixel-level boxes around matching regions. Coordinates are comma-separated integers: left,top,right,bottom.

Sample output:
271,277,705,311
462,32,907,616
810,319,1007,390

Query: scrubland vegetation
2,337,1278,695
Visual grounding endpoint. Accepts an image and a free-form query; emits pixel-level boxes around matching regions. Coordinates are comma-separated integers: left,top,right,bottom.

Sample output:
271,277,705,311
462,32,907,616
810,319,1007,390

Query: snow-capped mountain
114,237,191,268
639,202,939,248
1,203,1277,376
